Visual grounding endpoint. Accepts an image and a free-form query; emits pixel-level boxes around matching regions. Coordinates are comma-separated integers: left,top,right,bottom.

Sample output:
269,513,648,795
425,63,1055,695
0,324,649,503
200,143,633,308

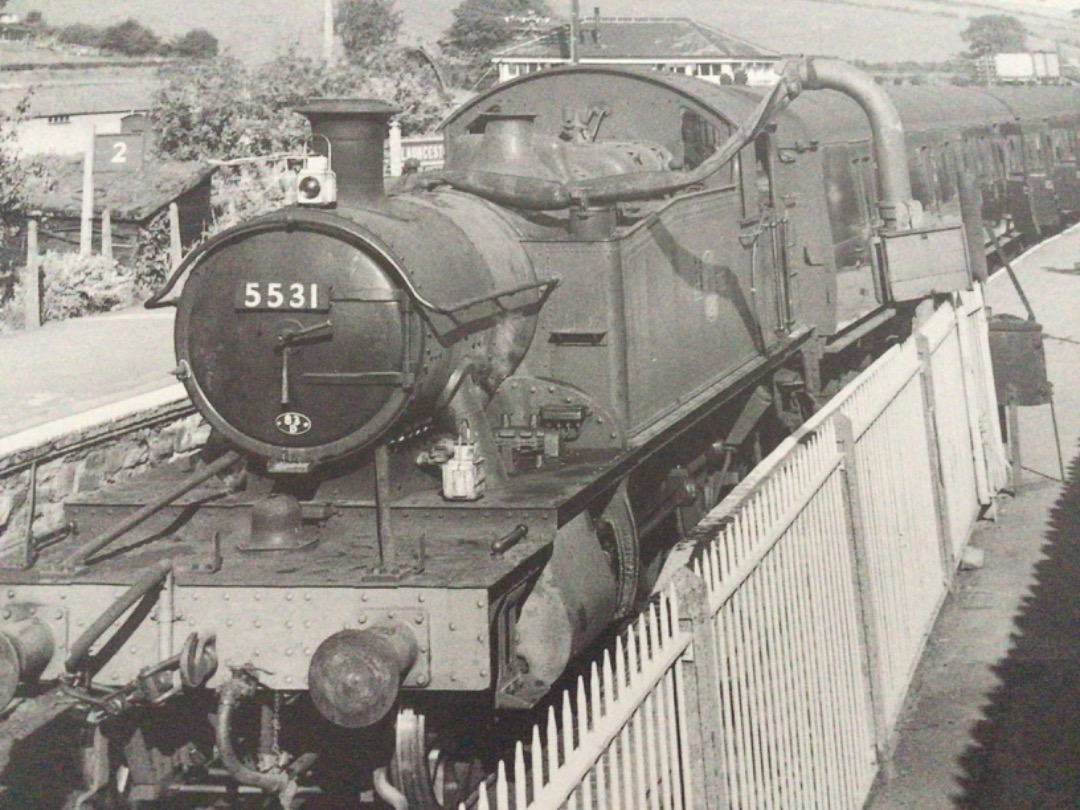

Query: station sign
94,133,145,174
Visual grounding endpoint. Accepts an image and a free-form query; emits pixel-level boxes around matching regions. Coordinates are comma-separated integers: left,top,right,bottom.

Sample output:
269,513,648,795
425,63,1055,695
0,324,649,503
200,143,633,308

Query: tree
170,28,219,59
0,94,32,221
961,14,1027,58
55,23,103,48
99,18,162,56
440,0,551,87
442,0,551,56
336,0,402,60
151,51,455,162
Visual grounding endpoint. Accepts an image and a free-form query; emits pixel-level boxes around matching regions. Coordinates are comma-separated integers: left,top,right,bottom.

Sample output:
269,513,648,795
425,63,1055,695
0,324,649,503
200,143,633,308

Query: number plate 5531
236,281,330,311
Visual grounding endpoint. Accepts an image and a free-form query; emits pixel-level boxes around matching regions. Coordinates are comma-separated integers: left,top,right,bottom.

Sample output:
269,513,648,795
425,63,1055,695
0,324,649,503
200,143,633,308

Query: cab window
681,108,734,185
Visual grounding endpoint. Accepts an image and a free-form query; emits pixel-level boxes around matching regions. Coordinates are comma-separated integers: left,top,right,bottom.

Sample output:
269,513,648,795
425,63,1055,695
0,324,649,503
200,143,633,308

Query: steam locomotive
1,60,1078,808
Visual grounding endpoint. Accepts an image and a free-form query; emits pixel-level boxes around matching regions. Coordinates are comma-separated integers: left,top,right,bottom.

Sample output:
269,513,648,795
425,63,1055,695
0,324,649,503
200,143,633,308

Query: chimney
295,98,399,206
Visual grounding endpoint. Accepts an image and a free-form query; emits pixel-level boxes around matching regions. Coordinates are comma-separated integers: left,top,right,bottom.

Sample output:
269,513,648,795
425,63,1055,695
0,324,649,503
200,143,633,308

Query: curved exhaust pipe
798,58,918,231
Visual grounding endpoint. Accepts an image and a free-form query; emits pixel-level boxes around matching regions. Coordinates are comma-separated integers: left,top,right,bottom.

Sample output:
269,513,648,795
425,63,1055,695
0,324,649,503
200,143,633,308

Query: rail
468,285,1006,809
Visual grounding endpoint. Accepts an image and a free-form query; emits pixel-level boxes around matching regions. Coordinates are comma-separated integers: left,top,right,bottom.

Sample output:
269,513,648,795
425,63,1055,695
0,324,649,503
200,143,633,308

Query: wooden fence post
23,218,41,329
101,208,113,261
916,329,956,576
80,125,95,256
835,413,890,771
671,566,728,809
169,202,182,269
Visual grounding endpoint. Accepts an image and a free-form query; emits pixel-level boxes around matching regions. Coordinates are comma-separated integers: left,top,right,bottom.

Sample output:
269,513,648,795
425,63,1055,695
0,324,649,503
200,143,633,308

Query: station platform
867,223,1080,809
0,306,177,440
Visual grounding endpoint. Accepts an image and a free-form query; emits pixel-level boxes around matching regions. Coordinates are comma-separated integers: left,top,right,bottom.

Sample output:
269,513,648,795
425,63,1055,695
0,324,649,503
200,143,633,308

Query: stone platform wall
0,388,208,567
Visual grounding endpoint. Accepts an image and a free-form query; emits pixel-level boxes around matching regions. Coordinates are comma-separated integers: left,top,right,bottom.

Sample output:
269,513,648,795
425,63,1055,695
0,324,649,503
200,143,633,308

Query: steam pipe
797,58,915,230
65,561,172,672
62,451,240,567
216,676,293,795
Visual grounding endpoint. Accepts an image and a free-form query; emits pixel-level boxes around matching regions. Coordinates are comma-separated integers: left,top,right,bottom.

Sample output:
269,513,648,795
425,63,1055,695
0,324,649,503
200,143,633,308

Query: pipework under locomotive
0,59,1002,807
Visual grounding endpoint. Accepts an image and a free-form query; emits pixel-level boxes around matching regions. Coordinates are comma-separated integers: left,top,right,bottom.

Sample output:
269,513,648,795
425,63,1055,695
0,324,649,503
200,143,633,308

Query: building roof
495,17,777,61
0,78,160,118
25,155,213,221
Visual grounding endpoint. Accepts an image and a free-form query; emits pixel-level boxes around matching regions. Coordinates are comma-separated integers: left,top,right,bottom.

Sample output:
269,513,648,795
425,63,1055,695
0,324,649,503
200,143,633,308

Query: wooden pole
388,121,403,177
101,208,113,261
1007,392,1022,491
80,125,95,256
323,0,335,65
24,219,41,329
569,0,580,63
168,203,182,269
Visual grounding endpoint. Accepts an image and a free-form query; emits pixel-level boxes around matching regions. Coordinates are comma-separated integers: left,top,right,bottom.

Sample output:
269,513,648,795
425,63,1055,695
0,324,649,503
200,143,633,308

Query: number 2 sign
94,133,145,174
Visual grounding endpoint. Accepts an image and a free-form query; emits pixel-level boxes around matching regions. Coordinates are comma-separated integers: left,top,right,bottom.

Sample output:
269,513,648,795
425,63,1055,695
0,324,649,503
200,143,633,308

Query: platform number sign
94,133,145,174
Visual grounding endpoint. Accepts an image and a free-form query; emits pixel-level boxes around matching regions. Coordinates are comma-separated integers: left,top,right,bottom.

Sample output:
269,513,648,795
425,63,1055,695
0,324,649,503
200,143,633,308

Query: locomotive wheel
390,708,485,810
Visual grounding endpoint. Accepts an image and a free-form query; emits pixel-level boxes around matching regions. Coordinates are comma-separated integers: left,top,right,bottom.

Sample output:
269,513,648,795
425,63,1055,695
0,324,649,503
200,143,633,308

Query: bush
170,28,219,59
0,251,138,332
54,23,103,48
0,282,28,334
131,210,174,298
210,161,295,232
40,252,136,322
99,19,162,57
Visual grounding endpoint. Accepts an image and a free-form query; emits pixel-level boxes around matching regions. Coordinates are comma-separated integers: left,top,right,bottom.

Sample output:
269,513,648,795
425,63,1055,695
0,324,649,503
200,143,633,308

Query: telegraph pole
569,0,580,63
323,0,335,64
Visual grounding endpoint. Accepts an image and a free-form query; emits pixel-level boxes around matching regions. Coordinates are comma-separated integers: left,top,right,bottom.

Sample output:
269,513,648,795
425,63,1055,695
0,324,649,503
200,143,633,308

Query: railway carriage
0,59,1077,808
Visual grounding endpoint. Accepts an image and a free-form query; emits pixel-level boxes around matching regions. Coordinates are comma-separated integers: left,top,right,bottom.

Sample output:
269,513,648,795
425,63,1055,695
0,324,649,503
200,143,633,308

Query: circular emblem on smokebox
275,412,312,436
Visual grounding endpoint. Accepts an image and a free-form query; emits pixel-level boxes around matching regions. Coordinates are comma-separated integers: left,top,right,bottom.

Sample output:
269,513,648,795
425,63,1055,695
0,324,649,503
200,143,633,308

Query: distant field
5,0,1079,64
0,40,166,69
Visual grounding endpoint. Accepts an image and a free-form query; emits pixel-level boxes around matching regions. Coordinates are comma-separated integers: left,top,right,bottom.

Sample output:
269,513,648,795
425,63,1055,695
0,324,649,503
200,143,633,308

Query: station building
492,16,782,87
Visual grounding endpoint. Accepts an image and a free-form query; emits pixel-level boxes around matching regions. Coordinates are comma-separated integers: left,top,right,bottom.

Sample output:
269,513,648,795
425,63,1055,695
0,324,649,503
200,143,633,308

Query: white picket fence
468,286,1006,810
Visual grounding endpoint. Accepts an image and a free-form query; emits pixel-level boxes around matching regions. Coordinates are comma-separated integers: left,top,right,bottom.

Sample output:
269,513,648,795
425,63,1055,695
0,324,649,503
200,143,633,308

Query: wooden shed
23,157,214,265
